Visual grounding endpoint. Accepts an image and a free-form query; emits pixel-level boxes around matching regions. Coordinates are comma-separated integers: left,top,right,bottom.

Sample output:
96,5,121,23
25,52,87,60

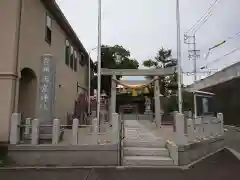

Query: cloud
58,0,240,84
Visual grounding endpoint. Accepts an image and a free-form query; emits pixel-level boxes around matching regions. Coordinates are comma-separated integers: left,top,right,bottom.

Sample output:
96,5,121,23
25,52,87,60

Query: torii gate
101,67,176,128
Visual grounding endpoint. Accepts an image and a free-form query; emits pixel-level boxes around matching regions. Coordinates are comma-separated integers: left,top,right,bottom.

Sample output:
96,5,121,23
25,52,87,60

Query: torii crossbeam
101,67,176,76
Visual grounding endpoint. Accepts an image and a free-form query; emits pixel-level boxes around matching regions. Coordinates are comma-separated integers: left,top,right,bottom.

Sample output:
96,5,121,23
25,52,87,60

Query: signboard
38,54,56,133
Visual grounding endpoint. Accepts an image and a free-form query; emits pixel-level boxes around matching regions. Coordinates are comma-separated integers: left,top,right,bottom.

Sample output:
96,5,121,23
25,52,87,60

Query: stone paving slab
124,120,161,143
124,120,167,151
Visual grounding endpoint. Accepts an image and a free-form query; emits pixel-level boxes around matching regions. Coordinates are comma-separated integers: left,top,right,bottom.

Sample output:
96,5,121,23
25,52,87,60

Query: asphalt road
0,127,240,180
224,126,240,152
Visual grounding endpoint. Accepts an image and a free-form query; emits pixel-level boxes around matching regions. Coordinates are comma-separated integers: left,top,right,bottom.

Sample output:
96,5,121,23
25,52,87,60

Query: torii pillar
110,75,116,123
154,76,162,128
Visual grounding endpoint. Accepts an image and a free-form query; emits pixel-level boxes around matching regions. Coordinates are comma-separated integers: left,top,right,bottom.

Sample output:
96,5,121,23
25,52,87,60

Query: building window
79,54,85,66
70,46,74,69
65,40,70,66
73,50,77,72
45,13,52,44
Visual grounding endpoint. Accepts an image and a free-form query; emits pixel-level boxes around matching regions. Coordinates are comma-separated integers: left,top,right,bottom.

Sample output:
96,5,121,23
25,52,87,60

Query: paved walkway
124,120,162,142
137,120,175,142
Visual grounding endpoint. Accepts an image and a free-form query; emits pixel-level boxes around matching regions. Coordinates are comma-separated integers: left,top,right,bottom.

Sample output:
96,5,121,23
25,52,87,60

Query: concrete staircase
123,120,174,166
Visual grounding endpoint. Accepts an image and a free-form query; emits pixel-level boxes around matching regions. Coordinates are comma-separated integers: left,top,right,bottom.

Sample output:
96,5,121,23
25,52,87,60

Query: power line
193,13,213,33
186,0,222,34
226,31,240,41
203,30,240,60
187,0,221,34
185,0,223,81
201,47,240,69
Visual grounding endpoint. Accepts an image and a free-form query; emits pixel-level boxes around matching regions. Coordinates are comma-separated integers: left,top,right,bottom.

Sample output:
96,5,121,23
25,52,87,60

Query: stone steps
124,140,166,148
124,147,169,157
123,156,174,166
123,119,174,166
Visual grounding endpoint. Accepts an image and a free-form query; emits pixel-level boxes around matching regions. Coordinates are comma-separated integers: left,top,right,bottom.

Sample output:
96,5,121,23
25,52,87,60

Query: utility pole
97,0,102,126
184,34,200,118
176,0,183,114
193,35,197,82
184,34,200,82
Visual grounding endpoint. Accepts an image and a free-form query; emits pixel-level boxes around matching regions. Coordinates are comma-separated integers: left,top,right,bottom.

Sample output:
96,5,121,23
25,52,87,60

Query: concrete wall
178,136,224,166
8,144,119,166
0,0,22,142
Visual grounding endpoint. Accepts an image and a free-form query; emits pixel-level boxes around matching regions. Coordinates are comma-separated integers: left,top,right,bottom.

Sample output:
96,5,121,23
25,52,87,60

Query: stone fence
10,113,120,146
171,112,224,166
187,113,224,143
172,112,224,146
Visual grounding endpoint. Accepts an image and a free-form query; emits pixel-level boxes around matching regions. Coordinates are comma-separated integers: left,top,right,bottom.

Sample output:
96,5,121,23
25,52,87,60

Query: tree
91,45,139,95
143,47,177,97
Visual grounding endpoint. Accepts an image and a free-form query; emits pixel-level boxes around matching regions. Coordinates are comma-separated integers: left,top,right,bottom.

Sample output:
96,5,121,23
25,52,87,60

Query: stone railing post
187,118,195,142
99,112,105,132
24,118,31,136
52,118,60,144
206,117,212,138
194,117,202,140
92,118,98,144
173,112,187,146
108,100,112,124
10,113,21,144
202,116,210,139
211,117,218,137
217,113,224,135
31,119,40,145
112,113,119,142
112,113,119,133
72,118,79,145
209,117,217,138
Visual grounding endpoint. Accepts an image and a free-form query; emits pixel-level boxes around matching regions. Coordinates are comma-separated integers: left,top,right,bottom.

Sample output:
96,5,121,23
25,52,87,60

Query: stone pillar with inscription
38,54,56,140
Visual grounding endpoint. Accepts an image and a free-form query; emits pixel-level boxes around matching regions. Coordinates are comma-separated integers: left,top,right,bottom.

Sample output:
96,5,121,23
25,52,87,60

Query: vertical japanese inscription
41,58,50,111
38,54,56,132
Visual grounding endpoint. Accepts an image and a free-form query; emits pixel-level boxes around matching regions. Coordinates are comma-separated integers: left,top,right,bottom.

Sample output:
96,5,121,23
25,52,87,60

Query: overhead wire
202,30,240,61
186,0,222,35
192,13,213,34
201,47,240,69
226,31,240,41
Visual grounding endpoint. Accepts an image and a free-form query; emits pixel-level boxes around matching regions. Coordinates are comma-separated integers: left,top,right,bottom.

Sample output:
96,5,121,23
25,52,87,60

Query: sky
57,0,240,85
